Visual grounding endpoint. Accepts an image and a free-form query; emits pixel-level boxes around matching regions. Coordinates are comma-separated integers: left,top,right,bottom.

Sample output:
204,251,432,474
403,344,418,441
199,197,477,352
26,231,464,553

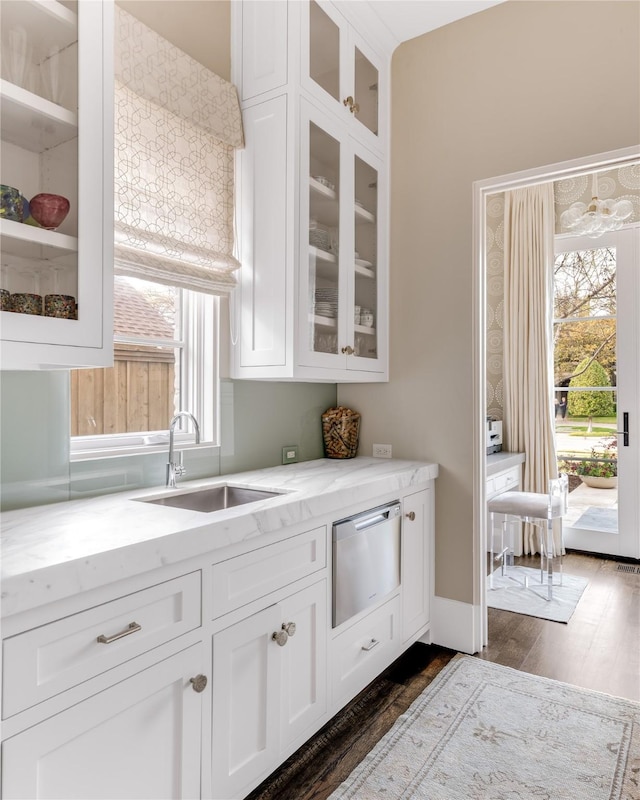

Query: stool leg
546,517,553,601
501,518,507,576
559,519,564,587
489,512,495,589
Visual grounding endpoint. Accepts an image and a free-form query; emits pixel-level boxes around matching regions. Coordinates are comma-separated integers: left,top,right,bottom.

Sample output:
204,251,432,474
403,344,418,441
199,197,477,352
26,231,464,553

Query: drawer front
211,526,327,619
330,594,402,709
487,466,519,498
2,572,201,719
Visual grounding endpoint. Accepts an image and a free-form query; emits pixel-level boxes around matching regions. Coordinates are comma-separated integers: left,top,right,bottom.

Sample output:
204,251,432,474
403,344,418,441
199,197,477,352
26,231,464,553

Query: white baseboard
431,595,482,654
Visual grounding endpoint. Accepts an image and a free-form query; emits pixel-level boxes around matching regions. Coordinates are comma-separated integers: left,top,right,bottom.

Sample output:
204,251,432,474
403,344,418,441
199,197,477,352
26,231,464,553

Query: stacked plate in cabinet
314,287,338,319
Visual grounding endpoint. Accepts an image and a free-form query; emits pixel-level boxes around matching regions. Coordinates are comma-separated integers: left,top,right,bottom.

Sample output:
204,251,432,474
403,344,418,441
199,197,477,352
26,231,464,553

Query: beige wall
338,1,640,605
117,0,230,80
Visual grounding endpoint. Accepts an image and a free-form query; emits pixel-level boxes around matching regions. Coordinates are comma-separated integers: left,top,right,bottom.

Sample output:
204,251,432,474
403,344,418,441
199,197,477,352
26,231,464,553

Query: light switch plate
282,445,299,464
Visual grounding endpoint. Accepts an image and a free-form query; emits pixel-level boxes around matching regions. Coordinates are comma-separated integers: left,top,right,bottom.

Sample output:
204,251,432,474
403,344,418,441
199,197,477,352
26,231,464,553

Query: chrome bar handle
97,621,141,644
361,638,380,652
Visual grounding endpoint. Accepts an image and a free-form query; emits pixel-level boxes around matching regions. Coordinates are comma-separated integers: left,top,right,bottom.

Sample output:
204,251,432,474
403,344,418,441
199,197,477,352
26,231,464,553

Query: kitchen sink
139,485,283,513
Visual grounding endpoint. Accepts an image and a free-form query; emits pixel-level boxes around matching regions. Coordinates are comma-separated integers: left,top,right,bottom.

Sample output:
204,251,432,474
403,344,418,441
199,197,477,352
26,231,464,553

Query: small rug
328,655,640,800
487,566,588,623
573,506,618,532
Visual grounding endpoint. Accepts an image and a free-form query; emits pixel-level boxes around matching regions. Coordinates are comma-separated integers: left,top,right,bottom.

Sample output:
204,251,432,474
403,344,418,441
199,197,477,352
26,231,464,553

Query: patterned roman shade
114,7,243,295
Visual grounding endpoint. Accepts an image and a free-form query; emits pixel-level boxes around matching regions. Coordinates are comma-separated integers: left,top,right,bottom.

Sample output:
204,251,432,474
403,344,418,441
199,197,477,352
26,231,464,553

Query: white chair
487,474,568,601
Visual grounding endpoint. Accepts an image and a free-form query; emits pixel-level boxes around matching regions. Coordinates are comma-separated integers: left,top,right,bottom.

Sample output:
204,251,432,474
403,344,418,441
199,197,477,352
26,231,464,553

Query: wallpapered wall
486,163,640,422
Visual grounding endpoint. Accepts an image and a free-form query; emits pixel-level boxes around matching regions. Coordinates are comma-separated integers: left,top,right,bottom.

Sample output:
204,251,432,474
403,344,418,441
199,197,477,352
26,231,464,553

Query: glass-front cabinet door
299,100,384,374
352,152,379,363
302,0,383,153
0,0,111,368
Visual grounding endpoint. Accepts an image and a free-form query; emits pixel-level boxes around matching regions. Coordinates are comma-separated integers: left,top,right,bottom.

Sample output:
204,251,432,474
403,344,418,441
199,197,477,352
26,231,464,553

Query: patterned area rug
487,566,588,623
328,656,640,800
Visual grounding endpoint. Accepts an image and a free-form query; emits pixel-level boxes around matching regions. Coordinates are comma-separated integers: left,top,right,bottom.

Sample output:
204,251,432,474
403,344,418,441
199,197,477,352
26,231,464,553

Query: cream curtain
113,7,243,295
503,183,560,554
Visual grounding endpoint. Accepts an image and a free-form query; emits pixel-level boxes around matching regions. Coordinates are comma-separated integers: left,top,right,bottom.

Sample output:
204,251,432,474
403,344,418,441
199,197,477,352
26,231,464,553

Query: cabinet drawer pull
405,511,416,521
96,621,141,644
190,674,208,693
361,638,380,652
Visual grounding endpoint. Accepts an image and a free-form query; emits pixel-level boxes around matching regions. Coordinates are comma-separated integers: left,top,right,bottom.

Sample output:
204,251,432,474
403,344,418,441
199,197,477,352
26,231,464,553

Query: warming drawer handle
354,512,389,531
361,638,380,652
97,621,142,644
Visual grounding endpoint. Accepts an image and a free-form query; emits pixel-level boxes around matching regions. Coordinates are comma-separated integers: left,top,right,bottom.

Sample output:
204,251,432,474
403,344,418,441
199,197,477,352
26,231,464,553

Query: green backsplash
0,373,336,511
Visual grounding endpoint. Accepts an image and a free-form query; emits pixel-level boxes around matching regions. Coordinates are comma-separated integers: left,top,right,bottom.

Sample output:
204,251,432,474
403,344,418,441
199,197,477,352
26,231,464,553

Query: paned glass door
307,121,341,358
308,0,340,103
353,46,378,137
554,228,639,558
353,156,378,360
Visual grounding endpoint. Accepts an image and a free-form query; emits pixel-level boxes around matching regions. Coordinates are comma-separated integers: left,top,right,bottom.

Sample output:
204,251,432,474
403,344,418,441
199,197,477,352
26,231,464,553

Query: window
70,6,242,459
70,277,217,457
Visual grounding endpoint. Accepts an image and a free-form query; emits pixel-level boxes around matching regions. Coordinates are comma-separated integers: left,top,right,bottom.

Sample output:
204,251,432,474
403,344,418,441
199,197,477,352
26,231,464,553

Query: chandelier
560,173,633,238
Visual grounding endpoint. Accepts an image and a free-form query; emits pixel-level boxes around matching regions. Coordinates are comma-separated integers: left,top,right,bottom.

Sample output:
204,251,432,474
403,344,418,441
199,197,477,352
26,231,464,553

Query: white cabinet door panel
279,579,327,748
1,645,202,800
211,605,280,800
401,488,431,642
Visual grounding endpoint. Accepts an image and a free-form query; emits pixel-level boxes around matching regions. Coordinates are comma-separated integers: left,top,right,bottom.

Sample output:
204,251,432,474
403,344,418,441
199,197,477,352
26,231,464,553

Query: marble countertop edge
1,458,438,619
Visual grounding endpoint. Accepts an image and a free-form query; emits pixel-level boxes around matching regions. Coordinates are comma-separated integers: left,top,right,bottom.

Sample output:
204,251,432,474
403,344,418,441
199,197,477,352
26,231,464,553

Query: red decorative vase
29,193,70,230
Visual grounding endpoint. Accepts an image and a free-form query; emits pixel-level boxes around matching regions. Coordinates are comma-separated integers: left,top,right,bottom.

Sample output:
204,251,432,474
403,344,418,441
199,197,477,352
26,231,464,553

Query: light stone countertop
1,457,438,618
486,451,525,476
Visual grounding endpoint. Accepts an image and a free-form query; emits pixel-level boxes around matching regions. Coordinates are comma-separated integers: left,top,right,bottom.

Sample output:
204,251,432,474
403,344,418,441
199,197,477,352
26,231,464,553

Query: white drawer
487,466,520,498
331,594,402,709
211,526,327,619
2,572,201,719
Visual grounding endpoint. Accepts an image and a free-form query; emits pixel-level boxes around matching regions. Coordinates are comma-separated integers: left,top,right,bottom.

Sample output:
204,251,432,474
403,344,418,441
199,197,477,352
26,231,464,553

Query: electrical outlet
282,445,299,464
373,443,392,458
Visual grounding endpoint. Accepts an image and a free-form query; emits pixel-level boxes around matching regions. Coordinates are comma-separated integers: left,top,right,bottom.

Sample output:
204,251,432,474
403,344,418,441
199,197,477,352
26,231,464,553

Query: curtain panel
503,183,560,555
114,7,243,296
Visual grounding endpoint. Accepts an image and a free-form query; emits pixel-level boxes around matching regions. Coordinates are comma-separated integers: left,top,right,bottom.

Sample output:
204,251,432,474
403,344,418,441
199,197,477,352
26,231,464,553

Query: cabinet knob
342,96,360,114
190,674,208,693
341,345,354,355
405,511,416,521
272,629,288,646
282,621,296,637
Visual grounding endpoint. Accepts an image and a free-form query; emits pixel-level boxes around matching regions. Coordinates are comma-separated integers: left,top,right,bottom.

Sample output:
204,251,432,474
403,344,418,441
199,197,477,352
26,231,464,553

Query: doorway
473,146,640,651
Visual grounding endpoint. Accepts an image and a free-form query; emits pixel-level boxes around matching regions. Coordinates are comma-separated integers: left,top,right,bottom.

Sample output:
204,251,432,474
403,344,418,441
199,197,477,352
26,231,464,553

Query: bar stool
487,474,568,601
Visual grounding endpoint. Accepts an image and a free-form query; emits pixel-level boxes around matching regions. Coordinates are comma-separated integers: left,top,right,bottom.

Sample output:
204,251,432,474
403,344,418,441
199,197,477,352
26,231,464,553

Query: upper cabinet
0,0,113,369
302,0,383,155
231,0,389,382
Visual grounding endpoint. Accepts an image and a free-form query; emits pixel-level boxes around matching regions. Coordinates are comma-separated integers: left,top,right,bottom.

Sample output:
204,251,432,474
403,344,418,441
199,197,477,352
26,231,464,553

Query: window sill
70,442,220,463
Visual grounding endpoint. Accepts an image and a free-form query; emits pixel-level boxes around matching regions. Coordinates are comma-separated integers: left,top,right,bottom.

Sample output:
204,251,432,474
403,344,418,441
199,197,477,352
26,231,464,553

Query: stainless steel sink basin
139,485,283,513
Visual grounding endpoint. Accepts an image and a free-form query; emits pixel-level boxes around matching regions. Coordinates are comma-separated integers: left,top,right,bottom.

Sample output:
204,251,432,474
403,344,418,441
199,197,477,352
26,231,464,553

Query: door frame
472,145,640,651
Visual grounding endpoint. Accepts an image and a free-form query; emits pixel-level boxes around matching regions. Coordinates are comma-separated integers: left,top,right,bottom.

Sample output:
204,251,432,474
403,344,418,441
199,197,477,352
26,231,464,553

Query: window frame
70,288,219,461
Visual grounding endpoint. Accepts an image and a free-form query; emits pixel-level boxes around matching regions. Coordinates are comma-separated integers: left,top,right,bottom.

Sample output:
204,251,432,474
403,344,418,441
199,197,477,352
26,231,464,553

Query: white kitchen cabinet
297,98,387,374
330,593,401,709
0,0,113,369
1,644,204,800
231,0,389,382
211,578,327,800
401,488,432,642
301,0,385,155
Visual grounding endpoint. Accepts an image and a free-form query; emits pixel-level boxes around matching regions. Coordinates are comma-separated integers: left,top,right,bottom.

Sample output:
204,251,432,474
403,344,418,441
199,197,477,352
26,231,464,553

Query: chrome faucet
166,412,201,488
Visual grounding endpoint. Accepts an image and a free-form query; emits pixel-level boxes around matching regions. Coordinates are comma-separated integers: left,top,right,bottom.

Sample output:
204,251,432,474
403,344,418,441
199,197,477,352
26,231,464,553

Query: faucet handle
174,463,186,477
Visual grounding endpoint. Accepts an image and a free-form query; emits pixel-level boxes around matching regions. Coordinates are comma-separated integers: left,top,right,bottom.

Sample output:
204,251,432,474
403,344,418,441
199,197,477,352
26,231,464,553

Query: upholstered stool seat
487,475,568,601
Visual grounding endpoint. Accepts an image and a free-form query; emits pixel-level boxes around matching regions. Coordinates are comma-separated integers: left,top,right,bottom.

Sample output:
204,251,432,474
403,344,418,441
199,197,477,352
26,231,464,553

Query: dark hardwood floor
247,552,639,800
